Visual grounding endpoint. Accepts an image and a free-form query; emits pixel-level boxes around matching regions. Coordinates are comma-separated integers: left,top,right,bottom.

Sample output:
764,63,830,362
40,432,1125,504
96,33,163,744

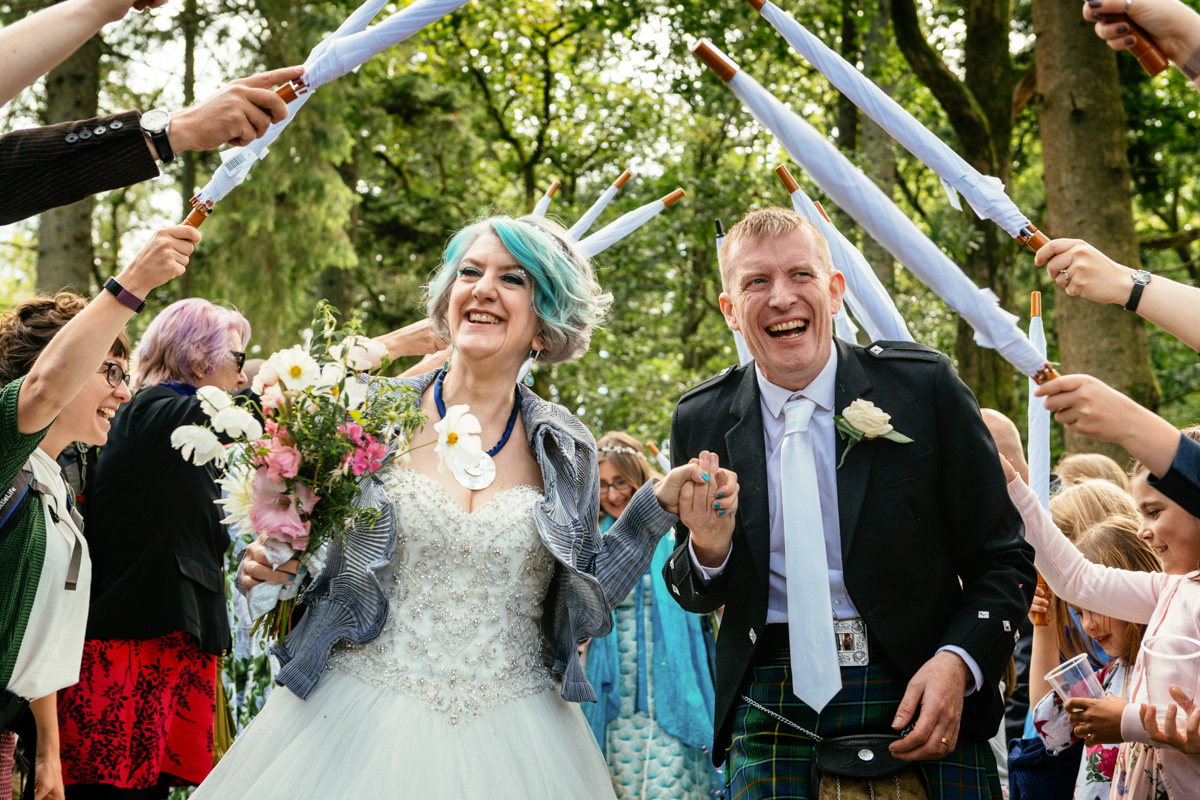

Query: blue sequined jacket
258,370,677,703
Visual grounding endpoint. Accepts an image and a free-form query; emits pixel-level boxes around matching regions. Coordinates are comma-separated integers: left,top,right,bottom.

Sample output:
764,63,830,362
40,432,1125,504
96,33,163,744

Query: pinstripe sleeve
0,110,160,225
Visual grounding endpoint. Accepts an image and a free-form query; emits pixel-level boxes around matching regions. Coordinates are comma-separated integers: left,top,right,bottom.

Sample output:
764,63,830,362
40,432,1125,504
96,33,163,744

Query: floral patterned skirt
57,631,217,789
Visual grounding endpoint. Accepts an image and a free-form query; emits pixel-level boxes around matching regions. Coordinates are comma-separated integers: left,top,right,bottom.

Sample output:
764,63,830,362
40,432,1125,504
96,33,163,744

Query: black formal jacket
84,385,233,656
664,339,1035,764
0,110,158,226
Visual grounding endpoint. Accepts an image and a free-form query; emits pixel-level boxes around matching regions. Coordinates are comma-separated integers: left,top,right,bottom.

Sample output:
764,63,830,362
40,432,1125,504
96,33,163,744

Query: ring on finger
1125,0,1133,11
1060,268,1071,283
940,738,950,746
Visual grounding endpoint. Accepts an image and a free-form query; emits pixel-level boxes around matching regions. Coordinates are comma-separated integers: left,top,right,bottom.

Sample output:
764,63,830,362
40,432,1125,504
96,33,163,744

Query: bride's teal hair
425,215,611,365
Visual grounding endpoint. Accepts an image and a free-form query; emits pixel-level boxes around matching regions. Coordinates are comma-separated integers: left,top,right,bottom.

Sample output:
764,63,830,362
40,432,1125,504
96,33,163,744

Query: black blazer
664,339,1035,763
0,110,159,226
84,385,233,655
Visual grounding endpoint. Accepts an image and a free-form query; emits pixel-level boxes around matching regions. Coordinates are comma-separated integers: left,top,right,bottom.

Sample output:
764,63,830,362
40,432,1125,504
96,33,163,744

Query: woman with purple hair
56,298,251,799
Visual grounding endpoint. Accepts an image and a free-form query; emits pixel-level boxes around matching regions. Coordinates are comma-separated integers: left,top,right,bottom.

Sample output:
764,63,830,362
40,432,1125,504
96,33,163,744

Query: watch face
1133,269,1152,285
140,108,170,133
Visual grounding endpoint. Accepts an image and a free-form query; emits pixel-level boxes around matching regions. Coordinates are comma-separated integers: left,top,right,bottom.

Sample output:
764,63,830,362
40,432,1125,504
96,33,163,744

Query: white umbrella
185,0,473,226
748,0,1049,250
567,170,632,239
774,164,910,344
578,189,685,259
692,39,1056,383
531,180,561,218
1027,291,1051,509
715,219,755,366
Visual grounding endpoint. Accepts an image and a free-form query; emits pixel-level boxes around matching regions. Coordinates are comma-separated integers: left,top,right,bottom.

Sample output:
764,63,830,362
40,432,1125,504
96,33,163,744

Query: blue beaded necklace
433,369,521,458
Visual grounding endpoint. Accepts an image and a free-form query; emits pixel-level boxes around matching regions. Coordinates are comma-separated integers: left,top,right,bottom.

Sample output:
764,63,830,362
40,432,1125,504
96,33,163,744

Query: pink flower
349,436,387,476
260,383,287,412
249,470,310,548
294,483,319,515
338,422,365,446
1097,745,1117,778
264,420,290,439
257,439,301,482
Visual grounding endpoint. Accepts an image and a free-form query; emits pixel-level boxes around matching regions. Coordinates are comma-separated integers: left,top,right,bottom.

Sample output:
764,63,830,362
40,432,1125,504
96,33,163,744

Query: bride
193,214,739,799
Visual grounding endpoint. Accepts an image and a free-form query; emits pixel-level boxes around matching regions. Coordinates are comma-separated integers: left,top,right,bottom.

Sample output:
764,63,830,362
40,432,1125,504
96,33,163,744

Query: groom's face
719,227,845,391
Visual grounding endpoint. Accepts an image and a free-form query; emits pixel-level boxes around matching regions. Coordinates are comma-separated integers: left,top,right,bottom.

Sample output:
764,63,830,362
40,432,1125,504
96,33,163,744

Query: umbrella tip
715,219,725,237
746,0,767,10
691,39,739,83
614,170,633,190
1031,291,1042,318
547,180,561,198
774,164,799,194
662,188,686,207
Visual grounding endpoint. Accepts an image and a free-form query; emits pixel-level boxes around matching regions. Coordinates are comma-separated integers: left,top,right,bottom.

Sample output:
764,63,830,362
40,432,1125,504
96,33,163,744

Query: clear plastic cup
1140,635,1200,725
1045,653,1106,704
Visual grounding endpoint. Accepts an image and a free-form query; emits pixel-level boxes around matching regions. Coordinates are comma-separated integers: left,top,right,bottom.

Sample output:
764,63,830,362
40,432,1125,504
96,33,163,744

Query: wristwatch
103,276,146,314
1124,269,1153,313
139,108,174,164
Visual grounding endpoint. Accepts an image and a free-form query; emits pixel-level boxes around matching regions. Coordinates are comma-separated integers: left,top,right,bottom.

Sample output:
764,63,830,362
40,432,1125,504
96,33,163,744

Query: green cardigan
0,375,52,690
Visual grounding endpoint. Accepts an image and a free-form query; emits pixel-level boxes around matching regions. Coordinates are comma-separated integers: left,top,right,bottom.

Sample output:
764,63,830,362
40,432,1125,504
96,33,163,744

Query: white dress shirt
687,347,983,693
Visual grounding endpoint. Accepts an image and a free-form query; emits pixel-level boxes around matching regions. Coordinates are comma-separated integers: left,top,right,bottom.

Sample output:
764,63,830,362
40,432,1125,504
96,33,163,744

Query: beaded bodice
328,467,557,725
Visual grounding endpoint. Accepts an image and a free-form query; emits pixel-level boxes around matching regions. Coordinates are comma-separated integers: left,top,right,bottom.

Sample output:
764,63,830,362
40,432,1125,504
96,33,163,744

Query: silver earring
524,350,540,387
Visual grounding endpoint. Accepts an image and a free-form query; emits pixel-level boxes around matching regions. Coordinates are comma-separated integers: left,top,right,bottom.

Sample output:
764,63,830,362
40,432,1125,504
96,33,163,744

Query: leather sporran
813,735,928,800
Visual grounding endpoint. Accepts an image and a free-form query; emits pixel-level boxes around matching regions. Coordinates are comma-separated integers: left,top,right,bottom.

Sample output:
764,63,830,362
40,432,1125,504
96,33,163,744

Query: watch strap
1125,277,1148,313
1181,45,1200,81
103,277,146,314
146,127,174,164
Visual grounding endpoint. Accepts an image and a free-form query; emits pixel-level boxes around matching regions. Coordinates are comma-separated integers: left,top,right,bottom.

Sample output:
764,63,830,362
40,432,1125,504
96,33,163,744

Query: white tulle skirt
193,667,616,799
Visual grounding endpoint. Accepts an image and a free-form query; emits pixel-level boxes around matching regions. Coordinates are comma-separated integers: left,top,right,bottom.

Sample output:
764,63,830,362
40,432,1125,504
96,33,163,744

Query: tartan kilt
726,661,1001,800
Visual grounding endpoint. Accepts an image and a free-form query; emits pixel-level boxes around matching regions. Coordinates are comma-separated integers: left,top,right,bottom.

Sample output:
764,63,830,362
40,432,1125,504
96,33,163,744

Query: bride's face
448,231,543,367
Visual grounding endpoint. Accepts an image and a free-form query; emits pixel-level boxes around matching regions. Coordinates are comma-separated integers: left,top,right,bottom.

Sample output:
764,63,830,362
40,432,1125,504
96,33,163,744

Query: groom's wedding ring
940,738,950,745
1060,269,1071,284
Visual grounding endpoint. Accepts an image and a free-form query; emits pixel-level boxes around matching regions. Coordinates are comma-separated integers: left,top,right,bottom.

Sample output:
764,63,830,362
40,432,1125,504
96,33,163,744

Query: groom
665,207,1035,798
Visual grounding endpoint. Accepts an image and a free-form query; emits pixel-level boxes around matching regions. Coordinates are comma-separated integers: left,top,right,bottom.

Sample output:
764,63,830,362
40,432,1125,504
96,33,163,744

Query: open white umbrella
567,170,632,239
692,39,1056,383
185,0,473,226
531,180,561,218
578,189,685,259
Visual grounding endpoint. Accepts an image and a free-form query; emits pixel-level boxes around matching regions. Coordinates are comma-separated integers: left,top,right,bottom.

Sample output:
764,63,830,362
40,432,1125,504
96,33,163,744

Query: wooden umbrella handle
1031,574,1050,626
275,79,309,104
1114,16,1170,76
183,197,212,229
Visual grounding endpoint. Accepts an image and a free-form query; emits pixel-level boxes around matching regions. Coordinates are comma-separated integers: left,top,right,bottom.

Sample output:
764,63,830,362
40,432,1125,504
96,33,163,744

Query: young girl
1028,518,1161,799
1004,432,1200,798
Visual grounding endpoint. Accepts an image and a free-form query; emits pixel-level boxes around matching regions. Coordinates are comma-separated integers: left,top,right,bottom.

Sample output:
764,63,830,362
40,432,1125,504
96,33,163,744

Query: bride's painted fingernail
717,492,725,498
713,502,721,509
718,509,726,516
702,472,710,482
298,565,307,574
288,573,297,581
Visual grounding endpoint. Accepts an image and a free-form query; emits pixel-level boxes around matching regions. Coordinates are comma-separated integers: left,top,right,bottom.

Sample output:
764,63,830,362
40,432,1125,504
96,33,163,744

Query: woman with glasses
56,297,252,799
0,228,192,800
582,431,720,799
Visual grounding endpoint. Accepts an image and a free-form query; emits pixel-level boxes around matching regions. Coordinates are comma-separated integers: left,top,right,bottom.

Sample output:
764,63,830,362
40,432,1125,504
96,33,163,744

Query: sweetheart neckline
393,466,543,517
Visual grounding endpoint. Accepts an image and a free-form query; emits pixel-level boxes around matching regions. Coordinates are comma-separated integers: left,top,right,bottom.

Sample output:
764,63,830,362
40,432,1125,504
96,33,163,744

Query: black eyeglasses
229,350,247,371
99,361,129,389
598,478,633,496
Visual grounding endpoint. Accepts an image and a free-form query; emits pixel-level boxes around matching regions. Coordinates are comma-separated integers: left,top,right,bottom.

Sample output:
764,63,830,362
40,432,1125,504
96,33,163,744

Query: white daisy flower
267,346,321,392
170,425,227,467
210,405,264,441
433,404,484,474
196,385,234,420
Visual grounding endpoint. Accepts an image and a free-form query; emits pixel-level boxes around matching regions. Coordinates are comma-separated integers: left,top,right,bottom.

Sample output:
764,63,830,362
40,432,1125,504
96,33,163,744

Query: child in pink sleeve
1006,457,1200,799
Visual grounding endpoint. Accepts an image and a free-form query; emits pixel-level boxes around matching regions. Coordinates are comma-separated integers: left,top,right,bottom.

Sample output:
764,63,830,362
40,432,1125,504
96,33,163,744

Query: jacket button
109,120,123,129
65,133,79,143
93,126,107,135
79,130,92,140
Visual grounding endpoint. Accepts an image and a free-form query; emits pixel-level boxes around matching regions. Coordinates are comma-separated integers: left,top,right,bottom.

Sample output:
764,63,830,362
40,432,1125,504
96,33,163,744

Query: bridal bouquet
171,303,427,640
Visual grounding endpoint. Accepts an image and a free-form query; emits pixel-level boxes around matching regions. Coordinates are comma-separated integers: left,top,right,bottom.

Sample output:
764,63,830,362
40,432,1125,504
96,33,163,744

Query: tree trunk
179,0,200,298
860,1,896,290
1033,0,1161,460
36,36,101,294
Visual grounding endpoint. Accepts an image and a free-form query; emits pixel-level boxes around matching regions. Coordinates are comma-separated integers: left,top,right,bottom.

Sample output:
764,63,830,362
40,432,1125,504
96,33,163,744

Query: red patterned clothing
57,632,216,788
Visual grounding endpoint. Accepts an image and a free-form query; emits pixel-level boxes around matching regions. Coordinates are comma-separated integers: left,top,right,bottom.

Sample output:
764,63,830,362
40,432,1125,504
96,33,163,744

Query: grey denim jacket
265,370,677,703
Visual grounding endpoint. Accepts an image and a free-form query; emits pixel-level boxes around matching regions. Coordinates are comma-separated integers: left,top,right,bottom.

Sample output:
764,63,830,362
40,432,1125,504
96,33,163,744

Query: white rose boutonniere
834,398,913,468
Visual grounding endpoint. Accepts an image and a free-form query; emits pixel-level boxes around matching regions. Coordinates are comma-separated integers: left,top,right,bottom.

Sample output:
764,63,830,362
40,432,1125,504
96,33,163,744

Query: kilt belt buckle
835,618,868,667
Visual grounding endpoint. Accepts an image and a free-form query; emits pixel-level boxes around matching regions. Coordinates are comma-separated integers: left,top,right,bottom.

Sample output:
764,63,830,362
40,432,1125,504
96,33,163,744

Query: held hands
1140,685,1200,753
114,226,200,298
1035,238,1134,306
889,651,970,761
169,65,305,152
1066,695,1129,745
1082,0,1200,65
654,451,738,567
240,535,304,589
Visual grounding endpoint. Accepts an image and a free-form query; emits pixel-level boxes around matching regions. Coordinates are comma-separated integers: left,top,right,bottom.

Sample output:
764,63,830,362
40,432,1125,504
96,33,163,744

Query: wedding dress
193,467,616,798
